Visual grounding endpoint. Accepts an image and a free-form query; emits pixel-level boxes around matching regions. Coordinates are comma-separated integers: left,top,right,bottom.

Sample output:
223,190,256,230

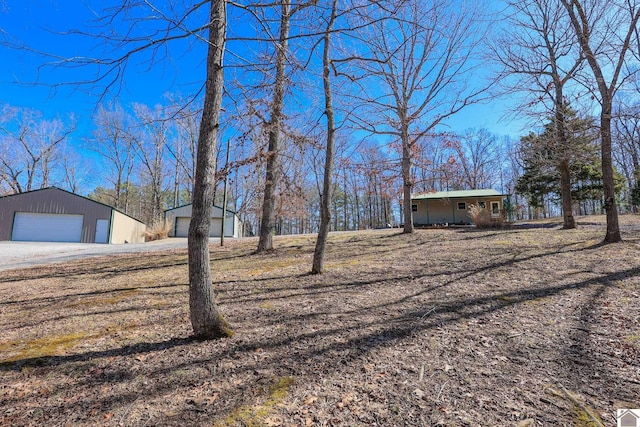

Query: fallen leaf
264,416,282,426
303,396,317,406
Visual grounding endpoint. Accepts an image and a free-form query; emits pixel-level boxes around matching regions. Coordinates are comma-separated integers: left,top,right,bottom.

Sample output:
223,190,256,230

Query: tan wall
111,210,146,244
412,197,503,225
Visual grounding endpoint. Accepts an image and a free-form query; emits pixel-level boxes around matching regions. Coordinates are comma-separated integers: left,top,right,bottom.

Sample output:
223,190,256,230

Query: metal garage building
0,187,146,243
164,204,241,238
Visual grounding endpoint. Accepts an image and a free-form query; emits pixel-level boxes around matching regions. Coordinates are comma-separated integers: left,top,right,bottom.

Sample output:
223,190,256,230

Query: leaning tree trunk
257,0,291,253
311,0,337,275
188,0,233,339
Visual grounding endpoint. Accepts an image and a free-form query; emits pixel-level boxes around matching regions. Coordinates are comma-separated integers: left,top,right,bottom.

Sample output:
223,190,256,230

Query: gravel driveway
0,238,199,271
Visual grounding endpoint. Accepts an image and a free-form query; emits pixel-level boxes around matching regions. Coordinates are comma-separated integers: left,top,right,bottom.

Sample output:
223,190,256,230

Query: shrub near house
467,204,503,228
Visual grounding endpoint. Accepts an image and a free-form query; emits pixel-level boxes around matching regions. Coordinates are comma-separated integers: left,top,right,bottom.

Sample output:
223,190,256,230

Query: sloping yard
1,216,640,426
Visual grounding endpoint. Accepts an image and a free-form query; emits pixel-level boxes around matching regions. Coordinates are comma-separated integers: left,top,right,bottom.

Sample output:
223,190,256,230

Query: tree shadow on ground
1,228,638,425
0,283,187,307
0,337,196,372
3,262,636,425
4,258,636,371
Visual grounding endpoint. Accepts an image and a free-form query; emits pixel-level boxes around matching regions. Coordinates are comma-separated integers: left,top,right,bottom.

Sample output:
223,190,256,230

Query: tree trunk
553,83,576,229
601,114,621,242
555,106,575,230
257,0,291,253
559,0,633,243
558,158,575,229
355,190,360,229
343,170,348,230
115,176,122,210
312,0,337,275
402,124,414,233
187,0,233,340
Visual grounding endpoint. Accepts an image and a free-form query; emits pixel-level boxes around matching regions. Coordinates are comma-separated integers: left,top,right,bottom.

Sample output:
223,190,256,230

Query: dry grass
1,215,640,426
143,219,172,241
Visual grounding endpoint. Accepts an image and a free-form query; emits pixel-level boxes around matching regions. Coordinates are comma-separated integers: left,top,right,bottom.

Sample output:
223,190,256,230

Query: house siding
412,197,503,225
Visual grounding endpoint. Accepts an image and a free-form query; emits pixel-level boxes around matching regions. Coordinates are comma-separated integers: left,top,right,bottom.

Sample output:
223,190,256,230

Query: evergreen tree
631,180,640,209
516,110,603,217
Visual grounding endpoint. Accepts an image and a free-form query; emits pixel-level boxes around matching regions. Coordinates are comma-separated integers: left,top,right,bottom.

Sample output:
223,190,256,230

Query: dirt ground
1,216,640,426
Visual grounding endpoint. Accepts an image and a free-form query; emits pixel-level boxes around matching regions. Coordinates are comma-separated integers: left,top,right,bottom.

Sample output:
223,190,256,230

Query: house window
491,201,500,217
478,201,486,209
457,202,466,210
411,204,418,212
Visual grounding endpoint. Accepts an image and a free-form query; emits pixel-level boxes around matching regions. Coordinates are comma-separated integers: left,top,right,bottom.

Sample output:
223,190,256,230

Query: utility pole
221,139,231,246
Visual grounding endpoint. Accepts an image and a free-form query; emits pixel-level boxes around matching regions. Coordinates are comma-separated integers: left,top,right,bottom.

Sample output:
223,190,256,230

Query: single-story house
0,187,146,243
411,189,506,226
164,203,241,238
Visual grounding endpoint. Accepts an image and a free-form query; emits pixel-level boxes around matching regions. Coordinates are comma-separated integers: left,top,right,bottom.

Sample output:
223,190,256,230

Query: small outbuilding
411,189,505,226
0,187,146,243
164,204,241,238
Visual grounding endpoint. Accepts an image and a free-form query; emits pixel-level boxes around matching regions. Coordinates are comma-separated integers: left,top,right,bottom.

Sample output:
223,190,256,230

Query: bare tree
60,151,87,194
132,103,170,223
497,0,586,229
413,134,464,192
0,105,75,193
613,101,640,201
89,104,137,211
312,0,338,274
256,0,292,253
187,0,233,339
168,96,201,205
344,0,489,233
559,0,640,242
452,128,502,190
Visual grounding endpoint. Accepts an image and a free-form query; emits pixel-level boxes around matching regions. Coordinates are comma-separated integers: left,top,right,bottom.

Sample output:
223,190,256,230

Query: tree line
2,101,635,230
0,101,515,230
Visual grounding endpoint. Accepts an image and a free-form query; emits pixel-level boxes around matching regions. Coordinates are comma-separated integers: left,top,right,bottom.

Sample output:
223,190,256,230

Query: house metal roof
411,189,504,200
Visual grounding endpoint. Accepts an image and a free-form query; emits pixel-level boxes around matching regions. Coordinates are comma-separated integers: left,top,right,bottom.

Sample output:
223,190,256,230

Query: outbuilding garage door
175,217,223,237
12,212,84,242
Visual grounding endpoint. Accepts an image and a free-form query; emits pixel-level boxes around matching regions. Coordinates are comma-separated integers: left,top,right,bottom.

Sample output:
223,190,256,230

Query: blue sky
0,1,527,162
1,1,205,120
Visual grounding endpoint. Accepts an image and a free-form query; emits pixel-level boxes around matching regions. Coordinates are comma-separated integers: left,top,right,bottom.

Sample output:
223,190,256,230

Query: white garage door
95,219,110,244
12,212,84,242
175,217,190,237
175,217,223,237
211,218,223,237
